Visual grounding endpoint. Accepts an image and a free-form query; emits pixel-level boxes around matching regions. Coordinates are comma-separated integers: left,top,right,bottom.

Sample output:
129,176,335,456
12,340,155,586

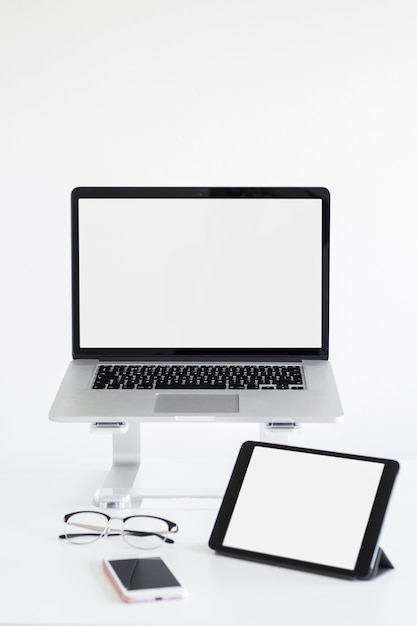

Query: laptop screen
72,188,329,360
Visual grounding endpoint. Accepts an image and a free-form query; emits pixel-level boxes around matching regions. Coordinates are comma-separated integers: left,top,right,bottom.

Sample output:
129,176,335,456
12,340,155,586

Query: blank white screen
78,197,322,348
223,447,384,570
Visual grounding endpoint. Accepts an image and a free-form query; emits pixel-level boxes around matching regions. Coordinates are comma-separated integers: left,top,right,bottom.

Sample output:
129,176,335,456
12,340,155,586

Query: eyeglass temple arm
59,533,174,543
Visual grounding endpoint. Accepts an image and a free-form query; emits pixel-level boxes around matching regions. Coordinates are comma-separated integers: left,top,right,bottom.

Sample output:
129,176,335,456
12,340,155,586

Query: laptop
49,187,342,425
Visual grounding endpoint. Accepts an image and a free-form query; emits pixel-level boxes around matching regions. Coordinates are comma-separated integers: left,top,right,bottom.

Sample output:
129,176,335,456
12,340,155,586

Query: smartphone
103,556,187,603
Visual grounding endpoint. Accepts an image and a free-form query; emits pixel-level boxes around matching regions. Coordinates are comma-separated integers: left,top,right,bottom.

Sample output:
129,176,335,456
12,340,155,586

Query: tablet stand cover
209,442,399,580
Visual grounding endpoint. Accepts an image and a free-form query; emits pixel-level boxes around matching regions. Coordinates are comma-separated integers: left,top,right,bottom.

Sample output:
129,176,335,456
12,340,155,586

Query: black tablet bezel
71,186,330,361
208,441,399,580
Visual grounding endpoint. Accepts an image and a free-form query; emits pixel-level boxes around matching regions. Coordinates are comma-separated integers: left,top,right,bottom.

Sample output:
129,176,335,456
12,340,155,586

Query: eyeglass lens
65,511,108,544
123,516,171,549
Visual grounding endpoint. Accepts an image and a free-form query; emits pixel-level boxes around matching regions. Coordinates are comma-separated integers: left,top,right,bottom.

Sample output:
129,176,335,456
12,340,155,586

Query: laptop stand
91,422,142,509
91,421,299,509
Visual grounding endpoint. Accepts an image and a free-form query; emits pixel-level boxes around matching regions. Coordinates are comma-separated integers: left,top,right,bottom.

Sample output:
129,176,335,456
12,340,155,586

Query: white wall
1,0,416,478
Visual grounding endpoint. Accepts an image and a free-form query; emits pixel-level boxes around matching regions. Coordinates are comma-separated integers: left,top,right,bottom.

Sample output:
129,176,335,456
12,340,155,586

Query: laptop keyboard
92,364,305,390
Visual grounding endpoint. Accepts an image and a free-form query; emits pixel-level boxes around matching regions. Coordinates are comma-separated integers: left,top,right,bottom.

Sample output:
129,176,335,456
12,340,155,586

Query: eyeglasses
59,510,178,549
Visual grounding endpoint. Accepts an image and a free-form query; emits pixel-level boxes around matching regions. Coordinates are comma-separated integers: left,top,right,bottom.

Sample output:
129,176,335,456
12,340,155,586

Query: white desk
0,460,415,626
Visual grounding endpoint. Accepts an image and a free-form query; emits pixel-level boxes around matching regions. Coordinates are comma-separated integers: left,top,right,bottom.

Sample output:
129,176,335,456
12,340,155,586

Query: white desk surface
0,459,415,626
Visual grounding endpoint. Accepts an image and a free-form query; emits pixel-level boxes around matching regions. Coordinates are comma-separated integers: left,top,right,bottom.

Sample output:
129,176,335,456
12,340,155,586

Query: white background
1,0,416,478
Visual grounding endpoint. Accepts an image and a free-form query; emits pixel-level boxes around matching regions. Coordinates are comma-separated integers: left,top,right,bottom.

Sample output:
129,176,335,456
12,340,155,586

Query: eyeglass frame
59,510,179,547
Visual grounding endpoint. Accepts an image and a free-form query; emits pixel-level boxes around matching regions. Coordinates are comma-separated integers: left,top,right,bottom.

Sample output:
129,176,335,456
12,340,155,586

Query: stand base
92,487,140,509
92,487,224,509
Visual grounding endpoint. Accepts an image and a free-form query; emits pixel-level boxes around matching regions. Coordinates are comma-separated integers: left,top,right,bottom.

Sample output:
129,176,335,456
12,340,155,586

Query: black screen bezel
208,441,399,580
71,187,330,361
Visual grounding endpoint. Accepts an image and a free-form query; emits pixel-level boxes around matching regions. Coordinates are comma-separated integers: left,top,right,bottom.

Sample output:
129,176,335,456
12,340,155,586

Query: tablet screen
223,446,384,570
210,442,399,578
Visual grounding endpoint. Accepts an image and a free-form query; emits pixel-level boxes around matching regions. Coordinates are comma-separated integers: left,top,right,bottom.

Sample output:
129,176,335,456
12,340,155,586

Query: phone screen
108,557,181,591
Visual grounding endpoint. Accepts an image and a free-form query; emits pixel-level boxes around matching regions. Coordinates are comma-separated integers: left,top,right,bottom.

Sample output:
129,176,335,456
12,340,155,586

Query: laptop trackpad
154,394,239,413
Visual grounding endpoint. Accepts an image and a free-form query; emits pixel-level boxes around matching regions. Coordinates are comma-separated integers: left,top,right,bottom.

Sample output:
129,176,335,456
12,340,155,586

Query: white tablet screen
223,447,384,570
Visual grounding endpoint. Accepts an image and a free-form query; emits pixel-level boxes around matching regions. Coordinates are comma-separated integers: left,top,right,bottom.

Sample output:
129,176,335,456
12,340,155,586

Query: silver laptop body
49,187,342,424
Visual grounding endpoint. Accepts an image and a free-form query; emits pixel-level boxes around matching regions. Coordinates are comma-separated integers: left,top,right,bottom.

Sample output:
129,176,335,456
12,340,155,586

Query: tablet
209,441,399,580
